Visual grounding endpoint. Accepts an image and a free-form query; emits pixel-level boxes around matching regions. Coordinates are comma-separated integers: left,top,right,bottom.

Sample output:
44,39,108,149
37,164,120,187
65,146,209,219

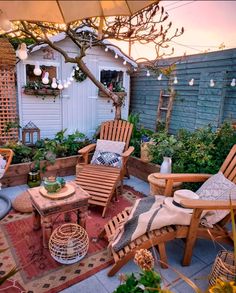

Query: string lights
144,71,236,88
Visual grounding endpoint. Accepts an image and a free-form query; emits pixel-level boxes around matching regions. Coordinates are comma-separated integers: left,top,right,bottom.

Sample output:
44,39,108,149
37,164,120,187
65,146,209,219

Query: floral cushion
91,151,122,168
196,172,236,227
95,139,125,155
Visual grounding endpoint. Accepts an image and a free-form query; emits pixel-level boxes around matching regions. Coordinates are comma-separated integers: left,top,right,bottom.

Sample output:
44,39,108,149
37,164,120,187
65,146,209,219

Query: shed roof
30,31,137,68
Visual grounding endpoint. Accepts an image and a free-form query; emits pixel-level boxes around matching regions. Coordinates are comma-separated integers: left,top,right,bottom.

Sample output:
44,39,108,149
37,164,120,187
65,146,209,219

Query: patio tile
59,275,109,293
153,241,207,285
172,264,212,293
124,176,150,195
96,260,140,293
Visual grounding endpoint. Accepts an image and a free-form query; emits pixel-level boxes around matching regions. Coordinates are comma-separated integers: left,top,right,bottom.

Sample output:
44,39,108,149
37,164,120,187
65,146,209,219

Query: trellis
0,38,18,144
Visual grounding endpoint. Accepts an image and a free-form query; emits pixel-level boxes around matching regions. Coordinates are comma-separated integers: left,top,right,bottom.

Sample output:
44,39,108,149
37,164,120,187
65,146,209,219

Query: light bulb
173,76,178,84
58,81,63,90
51,77,57,89
210,79,215,87
146,70,150,77
72,69,75,76
63,80,68,88
231,78,236,87
105,47,108,52
157,73,162,81
0,18,12,32
189,78,194,86
134,68,137,72
115,53,118,59
67,78,71,85
17,43,28,60
69,76,74,82
0,11,12,32
123,60,127,65
33,62,42,76
42,72,49,84
76,66,79,70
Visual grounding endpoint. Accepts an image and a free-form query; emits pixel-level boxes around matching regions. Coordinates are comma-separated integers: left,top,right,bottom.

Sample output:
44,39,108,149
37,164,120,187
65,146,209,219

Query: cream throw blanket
111,195,192,252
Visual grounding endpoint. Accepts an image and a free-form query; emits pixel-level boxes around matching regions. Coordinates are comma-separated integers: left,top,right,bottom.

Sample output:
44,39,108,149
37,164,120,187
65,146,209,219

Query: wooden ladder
156,89,175,131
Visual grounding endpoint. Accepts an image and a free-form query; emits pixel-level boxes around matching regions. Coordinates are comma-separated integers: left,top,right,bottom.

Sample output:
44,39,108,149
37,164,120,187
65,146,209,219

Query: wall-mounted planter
98,90,127,98
1,155,81,187
24,88,60,96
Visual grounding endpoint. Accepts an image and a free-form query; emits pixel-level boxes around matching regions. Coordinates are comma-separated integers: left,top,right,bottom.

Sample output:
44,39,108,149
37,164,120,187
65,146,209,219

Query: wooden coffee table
28,181,91,248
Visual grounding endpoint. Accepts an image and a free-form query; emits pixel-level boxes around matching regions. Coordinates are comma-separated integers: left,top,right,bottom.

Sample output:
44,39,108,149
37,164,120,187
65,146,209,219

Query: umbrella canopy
0,1,158,24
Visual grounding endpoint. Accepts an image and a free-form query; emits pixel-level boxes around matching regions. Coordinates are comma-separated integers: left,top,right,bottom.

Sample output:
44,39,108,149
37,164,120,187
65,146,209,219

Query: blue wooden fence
130,48,236,133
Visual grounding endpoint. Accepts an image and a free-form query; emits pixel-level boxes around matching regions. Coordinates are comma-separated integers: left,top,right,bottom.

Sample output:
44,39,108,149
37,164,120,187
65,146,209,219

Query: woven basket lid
0,38,16,66
12,191,33,213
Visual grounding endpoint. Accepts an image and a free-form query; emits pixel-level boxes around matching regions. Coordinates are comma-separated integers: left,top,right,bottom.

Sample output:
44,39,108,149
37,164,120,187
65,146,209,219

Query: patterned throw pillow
196,172,236,227
91,151,122,168
95,139,125,155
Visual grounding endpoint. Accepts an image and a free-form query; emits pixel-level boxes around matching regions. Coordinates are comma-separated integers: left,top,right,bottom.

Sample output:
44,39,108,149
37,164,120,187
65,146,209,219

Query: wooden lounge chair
101,144,236,276
0,148,13,177
76,120,134,217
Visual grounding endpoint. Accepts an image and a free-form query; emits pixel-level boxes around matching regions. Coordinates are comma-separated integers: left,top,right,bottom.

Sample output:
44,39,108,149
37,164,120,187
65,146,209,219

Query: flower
134,249,154,271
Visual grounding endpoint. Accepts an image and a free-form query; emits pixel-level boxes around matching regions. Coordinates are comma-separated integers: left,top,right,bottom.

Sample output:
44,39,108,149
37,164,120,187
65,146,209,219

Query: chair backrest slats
220,144,236,183
100,120,133,151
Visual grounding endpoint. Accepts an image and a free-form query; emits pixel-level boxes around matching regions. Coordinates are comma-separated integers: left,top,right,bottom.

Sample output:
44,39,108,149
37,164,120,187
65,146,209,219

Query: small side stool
148,174,182,196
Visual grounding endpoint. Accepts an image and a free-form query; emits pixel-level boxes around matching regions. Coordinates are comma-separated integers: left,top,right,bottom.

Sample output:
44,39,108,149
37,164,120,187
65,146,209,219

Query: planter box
24,88,60,96
127,156,160,182
98,90,127,98
1,155,81,187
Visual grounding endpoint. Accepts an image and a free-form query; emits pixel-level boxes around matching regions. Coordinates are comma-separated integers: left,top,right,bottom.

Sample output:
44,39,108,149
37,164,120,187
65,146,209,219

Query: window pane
26,64,57,83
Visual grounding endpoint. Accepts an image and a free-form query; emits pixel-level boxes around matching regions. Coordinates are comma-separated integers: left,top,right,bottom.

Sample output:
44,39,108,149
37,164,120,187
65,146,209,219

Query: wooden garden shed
16,33,137,139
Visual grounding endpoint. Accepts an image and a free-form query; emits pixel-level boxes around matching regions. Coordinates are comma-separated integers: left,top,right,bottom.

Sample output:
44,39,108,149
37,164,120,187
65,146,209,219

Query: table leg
32,206,41,230
64,212,71,222
77,206,88,229
42,216,53,249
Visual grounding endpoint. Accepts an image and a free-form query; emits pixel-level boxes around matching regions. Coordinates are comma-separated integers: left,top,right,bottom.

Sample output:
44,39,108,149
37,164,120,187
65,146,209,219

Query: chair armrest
181,199,236,210
121,146,135,158
153,173,212,183
152,173,212,197
78,144,96,155
78,144,96,164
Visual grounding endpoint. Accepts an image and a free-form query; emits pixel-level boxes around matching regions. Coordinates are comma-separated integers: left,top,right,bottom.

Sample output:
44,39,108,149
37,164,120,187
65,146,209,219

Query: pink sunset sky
114,0,236,60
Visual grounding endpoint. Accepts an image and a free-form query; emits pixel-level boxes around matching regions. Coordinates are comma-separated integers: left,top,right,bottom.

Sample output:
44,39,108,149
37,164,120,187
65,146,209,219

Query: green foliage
114,270,162,293
150,131,183,163
1,130,89,171
149,122,236,176
128,113,154,157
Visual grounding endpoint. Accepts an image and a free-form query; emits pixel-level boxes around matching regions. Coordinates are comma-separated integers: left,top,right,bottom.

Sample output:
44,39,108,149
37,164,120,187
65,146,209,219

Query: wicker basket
49,223,89,264
209,250,236,286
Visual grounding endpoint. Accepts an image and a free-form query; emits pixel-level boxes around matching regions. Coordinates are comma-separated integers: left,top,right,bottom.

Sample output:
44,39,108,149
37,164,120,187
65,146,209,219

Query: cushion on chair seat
196,171,236,227
91,151,122,168
12,191,33,213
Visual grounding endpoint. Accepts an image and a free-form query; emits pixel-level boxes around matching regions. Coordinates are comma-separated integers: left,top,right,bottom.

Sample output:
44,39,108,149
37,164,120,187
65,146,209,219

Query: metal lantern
22,121,40,146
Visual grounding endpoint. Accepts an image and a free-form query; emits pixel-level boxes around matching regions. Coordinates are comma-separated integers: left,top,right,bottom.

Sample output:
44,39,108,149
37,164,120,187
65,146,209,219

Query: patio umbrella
0,1,158,24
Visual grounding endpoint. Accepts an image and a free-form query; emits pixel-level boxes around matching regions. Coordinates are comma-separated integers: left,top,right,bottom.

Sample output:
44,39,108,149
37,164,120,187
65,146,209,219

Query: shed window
25,64,57,83
100,70,124,91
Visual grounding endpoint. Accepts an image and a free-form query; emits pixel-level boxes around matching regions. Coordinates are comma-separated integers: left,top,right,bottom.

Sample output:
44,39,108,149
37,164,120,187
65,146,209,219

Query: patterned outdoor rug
0,186,144,293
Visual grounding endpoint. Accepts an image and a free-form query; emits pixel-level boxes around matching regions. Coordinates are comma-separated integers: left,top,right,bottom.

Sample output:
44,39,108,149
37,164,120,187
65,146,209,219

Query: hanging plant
73,66,87,83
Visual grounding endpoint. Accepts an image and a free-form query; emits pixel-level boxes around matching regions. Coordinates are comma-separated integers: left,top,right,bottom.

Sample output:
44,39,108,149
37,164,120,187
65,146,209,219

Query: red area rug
0,186,143,293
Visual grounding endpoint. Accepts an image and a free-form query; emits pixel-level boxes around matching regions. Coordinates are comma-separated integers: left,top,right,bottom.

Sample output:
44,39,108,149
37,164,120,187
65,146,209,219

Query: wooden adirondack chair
76,120,134,217
0,148,13,181
102,144,236,276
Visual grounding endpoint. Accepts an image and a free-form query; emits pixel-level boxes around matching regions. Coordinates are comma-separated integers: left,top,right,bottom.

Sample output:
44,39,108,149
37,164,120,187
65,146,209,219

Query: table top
28,181,90,214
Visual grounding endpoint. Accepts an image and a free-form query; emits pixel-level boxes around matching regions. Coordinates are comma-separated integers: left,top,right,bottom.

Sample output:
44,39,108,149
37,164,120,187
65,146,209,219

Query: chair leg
156,243,168,269
107,254,133,277
102,206,108,218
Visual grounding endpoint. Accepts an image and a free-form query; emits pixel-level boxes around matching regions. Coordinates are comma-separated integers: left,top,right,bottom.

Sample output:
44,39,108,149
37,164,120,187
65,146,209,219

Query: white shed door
61,61,97,138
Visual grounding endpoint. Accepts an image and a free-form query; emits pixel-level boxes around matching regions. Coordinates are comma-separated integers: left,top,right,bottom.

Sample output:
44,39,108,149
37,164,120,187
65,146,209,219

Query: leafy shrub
1,129,90,170
149,122,236,175
128,113,154,157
